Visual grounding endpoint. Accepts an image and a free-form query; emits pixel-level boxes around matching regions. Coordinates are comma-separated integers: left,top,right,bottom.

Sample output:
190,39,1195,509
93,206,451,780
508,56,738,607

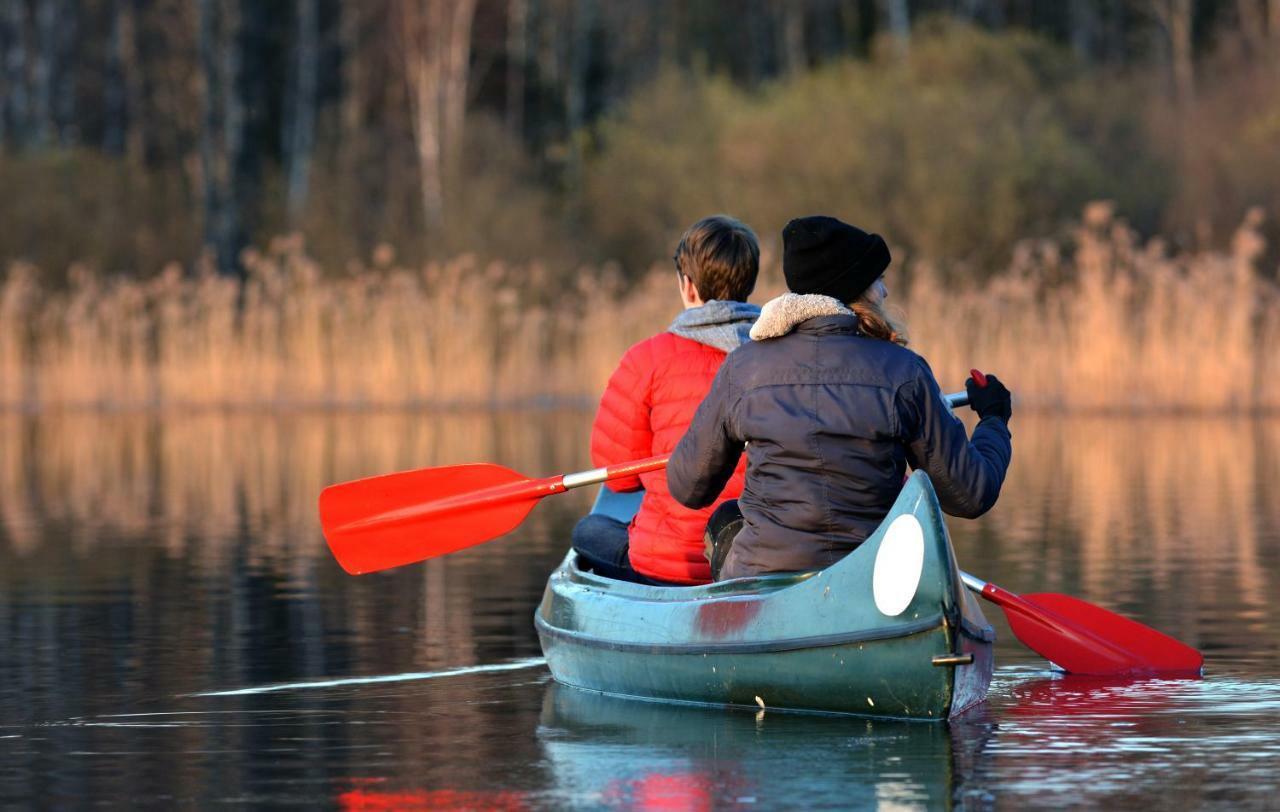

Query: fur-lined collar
749,293,853,340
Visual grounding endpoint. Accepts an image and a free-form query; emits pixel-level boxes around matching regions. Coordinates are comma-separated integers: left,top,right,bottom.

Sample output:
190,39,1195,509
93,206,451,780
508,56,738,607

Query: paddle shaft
551,390,970,496
322,388,970,570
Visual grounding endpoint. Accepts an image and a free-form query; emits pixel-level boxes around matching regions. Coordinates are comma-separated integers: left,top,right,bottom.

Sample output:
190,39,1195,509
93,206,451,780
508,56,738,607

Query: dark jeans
571,514,665,585
704,499,745,580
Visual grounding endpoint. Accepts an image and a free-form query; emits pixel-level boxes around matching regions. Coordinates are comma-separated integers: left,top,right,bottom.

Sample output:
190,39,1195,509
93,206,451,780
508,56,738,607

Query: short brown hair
673,215,760,302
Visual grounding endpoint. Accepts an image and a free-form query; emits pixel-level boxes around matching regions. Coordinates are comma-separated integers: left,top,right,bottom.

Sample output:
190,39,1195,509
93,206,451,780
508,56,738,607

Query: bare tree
506,0,527,137
103,0,142,162
1149,0,1196,106
284,0,320,226
398,0,478,231
880,0,910,57
777,0,807,75
198,0,247,276
1070,0,1099,60
564,0,594,184
1239,0,1280,52
53,0,76,144
31,0,56,146
2,0,30,148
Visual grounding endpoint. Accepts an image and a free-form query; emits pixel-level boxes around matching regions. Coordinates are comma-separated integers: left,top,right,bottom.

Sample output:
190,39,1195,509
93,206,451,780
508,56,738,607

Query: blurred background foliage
0,0,1278,285
584,22,1176,279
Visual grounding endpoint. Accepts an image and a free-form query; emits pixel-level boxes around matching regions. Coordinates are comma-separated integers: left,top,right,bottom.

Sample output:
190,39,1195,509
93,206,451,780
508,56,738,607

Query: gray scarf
667,300,761,352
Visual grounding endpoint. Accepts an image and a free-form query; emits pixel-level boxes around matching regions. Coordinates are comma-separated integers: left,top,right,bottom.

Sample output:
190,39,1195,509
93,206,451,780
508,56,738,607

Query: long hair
850,294,909,346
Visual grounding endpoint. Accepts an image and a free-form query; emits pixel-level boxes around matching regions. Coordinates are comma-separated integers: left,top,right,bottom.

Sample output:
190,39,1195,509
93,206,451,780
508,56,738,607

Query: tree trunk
103,0,143,162
837,0,865,56
1070,0,1098,61
1151,0,1195,106
398,0,477,233
506,0,527,138
441,0,475,170
284,0,319,226
879,0,910,57
32,0,53,146
958,0,1006,27
564,0,594,186
777,0,806,75
2,0,31,149
53,0,76,145
1237,0,1267,55
198,0,247,277
658,0,681,66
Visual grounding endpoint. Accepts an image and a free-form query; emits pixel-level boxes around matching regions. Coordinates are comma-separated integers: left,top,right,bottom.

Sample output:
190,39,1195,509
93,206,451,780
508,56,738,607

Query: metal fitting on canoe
931,653,975,667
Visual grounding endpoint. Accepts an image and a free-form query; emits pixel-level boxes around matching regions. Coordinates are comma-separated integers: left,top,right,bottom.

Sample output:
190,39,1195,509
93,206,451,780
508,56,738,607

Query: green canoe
534,471,995,720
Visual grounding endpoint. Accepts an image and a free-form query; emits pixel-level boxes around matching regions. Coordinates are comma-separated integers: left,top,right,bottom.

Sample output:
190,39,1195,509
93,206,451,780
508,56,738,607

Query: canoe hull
536,472,994,720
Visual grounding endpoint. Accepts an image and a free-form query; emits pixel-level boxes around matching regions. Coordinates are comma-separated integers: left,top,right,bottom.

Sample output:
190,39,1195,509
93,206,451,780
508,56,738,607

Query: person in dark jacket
668,215,1013,580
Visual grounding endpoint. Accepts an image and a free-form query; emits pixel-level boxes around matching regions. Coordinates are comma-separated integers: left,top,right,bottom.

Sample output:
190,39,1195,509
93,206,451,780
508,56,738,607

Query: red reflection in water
337,784,527,811
1008,674,1200,719
603,772,714,811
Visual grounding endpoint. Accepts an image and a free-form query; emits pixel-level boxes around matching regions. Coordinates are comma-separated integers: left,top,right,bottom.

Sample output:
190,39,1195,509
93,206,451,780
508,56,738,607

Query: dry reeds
906,204,1280,411
2,206,1278,411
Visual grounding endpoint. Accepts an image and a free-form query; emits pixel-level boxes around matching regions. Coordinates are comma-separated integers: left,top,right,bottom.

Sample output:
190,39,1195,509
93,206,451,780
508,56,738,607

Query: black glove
966,373,1012,423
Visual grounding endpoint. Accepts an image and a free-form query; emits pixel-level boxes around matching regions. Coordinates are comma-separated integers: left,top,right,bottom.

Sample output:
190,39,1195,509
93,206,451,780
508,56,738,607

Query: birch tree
397,0,478,231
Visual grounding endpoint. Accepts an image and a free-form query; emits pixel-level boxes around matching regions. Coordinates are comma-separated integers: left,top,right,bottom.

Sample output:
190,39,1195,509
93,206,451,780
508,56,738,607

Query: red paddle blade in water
1020,592,1204,674
979,581,1203,675
319,463,554,575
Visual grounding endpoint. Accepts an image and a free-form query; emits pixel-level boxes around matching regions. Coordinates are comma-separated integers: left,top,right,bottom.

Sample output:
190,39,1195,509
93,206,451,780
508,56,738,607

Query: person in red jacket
572,215,761,585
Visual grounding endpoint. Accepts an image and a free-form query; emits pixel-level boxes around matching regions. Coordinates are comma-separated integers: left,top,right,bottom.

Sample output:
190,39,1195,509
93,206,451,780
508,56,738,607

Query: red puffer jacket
590,332,747,584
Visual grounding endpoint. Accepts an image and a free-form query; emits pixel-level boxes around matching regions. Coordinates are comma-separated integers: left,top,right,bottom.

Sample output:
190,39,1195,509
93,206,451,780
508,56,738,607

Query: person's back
668,216,1012,580
573,215,762,585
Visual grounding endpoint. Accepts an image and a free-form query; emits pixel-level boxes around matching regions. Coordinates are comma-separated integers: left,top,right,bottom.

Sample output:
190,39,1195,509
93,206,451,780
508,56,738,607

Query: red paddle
961,368,1202,675
320,455,666,575
960,572,1202,674
319,376,1203,675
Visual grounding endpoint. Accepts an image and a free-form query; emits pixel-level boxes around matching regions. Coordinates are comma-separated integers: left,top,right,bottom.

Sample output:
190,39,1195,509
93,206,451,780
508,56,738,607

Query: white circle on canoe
873,515,925,617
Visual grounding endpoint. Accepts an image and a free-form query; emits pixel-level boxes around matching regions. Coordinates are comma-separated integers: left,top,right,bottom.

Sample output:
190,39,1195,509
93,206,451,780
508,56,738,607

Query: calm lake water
1,411,1278,809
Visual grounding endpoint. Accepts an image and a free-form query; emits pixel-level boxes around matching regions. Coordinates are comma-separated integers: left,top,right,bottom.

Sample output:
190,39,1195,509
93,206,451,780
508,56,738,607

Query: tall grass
908,203,1280,410
2,206,1278,412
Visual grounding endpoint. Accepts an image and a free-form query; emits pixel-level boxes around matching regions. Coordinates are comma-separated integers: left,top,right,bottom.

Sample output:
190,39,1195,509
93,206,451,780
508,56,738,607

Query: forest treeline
2,1,1280,281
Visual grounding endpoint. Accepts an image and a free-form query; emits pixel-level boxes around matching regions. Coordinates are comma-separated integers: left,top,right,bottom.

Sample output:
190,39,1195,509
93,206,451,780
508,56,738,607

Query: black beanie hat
782,216,891,303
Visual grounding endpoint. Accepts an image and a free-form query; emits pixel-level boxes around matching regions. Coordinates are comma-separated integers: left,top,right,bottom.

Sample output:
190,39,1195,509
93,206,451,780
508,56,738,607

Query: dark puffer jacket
667,313,1012,580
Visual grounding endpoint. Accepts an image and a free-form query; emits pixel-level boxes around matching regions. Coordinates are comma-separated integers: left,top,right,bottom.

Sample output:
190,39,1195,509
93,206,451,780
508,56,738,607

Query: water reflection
537,682,997,810
1,411,1279,807
985,669,1280,805
947,415,1280,671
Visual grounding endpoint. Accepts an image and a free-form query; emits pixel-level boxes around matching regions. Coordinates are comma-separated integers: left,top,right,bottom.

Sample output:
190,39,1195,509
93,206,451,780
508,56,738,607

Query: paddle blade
1023,592,1204,674
320,463,540,575
998,596,1144,675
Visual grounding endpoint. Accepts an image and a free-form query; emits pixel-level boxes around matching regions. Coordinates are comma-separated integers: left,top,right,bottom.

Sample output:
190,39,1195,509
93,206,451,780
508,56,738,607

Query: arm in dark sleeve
898,358,1012,519
667,362,745,509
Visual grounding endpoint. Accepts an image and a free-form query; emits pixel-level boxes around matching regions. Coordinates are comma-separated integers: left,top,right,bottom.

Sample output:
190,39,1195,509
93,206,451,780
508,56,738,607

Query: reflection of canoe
537,681,991,811
534,472,994,720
